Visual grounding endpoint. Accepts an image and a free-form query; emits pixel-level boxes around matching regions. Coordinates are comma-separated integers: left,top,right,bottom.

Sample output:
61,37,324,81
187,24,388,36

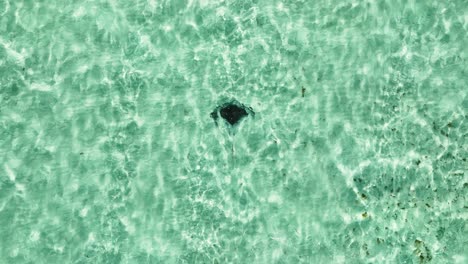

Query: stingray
210,99,254,167
210,99,255,134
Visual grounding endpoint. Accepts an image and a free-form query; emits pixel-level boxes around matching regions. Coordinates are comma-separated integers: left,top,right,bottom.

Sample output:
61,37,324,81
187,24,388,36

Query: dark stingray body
211,99,254,128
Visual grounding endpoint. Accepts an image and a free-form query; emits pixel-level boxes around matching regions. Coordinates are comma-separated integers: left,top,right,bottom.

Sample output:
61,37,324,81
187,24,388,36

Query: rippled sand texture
1,0,467,263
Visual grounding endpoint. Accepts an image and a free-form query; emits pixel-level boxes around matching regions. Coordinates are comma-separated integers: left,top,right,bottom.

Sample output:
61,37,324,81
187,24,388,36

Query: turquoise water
1,0,467,263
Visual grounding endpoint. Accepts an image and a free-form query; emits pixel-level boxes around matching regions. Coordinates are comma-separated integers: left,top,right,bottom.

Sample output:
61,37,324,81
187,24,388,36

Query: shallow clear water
0,0,467,263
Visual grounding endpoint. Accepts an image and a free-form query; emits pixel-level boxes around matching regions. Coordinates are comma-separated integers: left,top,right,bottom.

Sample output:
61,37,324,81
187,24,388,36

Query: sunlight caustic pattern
0,0,467,263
